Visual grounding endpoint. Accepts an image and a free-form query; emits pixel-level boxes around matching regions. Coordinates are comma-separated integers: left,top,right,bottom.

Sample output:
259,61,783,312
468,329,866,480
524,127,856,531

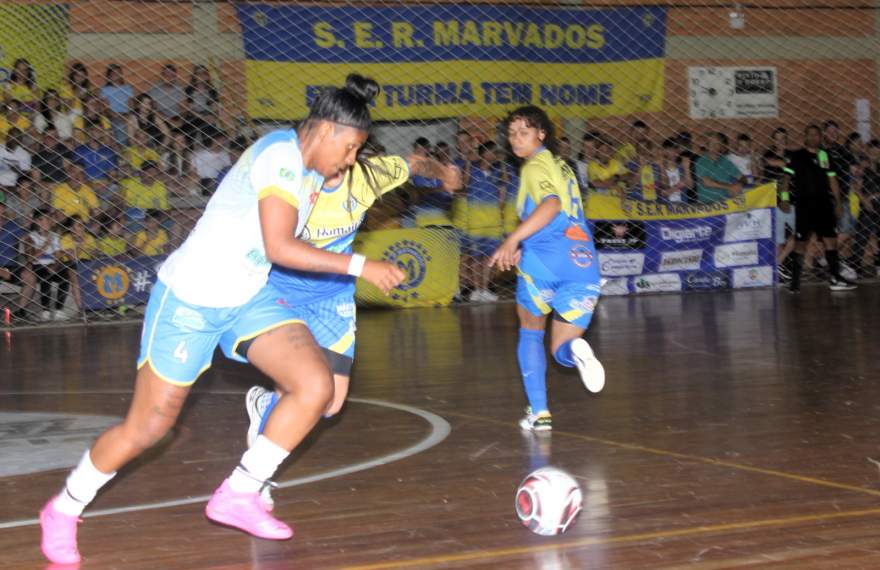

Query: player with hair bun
38,74,400,565
235,138,462,511
490,105,605,432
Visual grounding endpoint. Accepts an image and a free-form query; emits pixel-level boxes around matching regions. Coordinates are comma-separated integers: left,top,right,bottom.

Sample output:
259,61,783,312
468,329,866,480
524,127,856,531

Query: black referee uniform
783,146,854,291
786,147,838,241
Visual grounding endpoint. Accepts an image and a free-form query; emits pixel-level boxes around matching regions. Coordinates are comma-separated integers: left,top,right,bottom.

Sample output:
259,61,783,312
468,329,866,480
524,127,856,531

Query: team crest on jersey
342,195,360,213
569,245,594,268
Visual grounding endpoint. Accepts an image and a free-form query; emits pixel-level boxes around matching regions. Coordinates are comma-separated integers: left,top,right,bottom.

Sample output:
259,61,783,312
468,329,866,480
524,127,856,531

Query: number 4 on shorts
174,341,189,364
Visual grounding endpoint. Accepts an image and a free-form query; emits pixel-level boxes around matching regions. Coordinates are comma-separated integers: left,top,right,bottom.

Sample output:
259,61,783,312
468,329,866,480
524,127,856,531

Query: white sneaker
519,407,552,432
467,289,486,302
483,290,499,302
52,308,72,321
571,338,605,393
245,385,273,448
840,263,858,282
40,310,51,322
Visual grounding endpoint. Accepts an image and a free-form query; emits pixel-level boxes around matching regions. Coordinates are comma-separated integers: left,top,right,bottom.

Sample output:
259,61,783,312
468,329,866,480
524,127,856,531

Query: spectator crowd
0,59,249,322
1,57,878,317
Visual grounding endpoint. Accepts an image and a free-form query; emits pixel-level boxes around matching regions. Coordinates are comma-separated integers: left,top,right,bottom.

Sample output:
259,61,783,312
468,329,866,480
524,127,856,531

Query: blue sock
553,340,577,368
257,392,279,435
518,328,548,413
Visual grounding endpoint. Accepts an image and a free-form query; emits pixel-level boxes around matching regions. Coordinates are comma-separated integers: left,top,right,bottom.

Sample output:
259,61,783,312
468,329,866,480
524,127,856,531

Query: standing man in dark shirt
849,141,880,276
763,127,796,282
781,124,855,292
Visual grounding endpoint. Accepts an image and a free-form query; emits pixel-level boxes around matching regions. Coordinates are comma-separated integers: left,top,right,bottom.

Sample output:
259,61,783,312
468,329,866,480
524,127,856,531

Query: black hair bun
344,73,380,104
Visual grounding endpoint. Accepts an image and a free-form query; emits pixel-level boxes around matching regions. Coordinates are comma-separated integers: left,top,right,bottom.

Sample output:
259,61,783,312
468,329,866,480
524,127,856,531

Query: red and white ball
515,467,583,536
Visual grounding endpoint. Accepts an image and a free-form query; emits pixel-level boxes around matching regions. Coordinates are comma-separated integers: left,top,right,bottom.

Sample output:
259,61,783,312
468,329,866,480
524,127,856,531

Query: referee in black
780,124,857,292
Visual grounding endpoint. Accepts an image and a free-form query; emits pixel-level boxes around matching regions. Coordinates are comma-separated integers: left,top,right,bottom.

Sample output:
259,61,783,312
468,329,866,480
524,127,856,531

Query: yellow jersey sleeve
521,152,560,205
349,155,410,206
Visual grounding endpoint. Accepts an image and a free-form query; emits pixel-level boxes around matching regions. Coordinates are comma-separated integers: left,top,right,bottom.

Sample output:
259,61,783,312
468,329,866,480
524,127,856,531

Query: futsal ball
515,467,583,536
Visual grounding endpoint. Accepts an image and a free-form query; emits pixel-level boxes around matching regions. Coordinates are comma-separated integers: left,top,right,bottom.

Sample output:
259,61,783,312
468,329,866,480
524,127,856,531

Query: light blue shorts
137,280,298,386
516,271,601,330
219,289,357,370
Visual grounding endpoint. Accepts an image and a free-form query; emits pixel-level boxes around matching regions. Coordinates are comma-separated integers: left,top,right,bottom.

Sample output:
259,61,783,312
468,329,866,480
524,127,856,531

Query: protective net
0,0,875,327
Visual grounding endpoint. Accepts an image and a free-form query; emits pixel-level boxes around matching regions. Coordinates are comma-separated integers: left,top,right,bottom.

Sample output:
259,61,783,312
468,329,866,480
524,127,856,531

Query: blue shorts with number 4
138,280,301,386
219,289,357,367
516,271,601,330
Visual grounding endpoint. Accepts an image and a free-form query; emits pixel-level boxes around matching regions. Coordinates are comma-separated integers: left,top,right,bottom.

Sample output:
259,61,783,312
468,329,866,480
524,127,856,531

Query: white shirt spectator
29,231,60,265
575,159,590,192
34,109,82,141
192,146,232,181
0,145,32,188
727,153,755,185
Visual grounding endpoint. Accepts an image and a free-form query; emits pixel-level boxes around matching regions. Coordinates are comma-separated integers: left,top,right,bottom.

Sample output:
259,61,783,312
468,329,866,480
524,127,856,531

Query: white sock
227,435,289,494
53,450,116,516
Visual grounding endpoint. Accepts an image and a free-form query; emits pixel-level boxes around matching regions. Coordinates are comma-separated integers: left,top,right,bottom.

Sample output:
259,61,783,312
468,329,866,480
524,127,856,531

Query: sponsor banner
724,209,772,242
593,221,646,250
732,265,774,288
354,228,459,307
600,277,630,296
587,183,776,220
77,256,164,310
655,221,715,246
658,249,703,272
591,199,776,295
684,271,731,291
633,273,682,293
598,252,645,276
714,241,759,268
239,4,667,120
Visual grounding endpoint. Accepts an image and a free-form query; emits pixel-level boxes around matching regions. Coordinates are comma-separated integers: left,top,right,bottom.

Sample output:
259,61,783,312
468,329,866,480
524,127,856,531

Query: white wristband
347,254,366,277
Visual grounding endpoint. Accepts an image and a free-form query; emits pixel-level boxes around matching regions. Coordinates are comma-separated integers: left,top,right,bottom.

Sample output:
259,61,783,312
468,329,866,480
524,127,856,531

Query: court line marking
442,409,880,499
342,506,880,570
0,396,450,530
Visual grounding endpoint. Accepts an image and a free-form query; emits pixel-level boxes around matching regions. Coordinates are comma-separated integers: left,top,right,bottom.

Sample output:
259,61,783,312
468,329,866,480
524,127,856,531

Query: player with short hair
235,142,461,510
490,105,605,432
38,74,406,565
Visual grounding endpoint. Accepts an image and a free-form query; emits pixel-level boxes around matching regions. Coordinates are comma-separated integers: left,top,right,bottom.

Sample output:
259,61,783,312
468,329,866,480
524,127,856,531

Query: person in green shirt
695,132,746,203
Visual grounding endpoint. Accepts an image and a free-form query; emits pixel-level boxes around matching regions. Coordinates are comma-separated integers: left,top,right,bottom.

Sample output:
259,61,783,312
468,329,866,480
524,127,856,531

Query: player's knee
123,413,175,450
308,376,335,412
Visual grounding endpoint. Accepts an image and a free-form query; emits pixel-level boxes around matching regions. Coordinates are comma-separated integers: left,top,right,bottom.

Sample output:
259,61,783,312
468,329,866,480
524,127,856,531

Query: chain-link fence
0,0,877,327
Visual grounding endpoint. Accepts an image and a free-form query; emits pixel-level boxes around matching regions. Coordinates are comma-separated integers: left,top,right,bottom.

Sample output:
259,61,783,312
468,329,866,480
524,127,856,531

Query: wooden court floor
2,285,880,569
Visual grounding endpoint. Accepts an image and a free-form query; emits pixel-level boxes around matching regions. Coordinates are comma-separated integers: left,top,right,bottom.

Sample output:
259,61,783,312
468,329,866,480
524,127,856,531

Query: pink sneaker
39,497,82,564
205,479,292,540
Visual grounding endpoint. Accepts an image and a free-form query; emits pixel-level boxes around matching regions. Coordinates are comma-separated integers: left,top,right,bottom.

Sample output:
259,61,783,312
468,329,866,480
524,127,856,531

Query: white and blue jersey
158,129,323,308
139,130,323,385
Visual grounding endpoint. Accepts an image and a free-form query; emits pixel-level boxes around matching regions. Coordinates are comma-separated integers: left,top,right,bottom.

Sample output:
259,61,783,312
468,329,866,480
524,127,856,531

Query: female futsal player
489,105,605,432
225,143,461,510
39,75,406,565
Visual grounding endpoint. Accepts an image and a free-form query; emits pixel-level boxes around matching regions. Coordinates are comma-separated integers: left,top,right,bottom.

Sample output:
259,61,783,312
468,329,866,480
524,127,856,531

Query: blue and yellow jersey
516,148,598,281
465,165,503,238
269,155,410,304
626,161,660,201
